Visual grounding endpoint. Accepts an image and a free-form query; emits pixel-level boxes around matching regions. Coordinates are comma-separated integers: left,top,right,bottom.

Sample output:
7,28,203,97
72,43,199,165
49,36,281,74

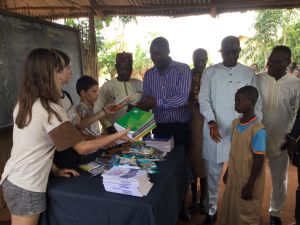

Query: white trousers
206,160,224,215
268,151,289,217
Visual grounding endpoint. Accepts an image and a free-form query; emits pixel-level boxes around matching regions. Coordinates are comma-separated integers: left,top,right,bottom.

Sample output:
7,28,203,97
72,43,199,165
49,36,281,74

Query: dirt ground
177,163,298,225
0,163,298,225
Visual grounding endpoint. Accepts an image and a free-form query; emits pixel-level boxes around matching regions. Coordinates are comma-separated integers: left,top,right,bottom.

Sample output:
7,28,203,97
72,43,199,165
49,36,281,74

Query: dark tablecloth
39,146,188,225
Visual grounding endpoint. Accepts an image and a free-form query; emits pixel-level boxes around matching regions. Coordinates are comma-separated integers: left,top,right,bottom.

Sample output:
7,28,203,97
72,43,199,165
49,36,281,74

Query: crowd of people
0,35,299,225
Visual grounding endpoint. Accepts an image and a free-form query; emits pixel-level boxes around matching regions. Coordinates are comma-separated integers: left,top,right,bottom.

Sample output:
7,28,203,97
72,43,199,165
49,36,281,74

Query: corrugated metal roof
1,0,299,19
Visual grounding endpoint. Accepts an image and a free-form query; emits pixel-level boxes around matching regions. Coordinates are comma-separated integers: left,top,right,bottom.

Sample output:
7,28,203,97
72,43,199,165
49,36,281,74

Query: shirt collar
219,62,240,70
266,72,289,82
153,58,174,74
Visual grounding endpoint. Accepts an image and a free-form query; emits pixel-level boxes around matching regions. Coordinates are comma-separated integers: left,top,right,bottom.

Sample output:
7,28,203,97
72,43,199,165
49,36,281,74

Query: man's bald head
221,36,241,67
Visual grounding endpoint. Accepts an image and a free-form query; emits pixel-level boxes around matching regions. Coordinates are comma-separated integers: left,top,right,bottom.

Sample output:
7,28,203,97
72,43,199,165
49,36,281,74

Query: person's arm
241,154,264,200
250,74,263,121
289,93,300,139
199,68,222,142
157,65,192,108
73,129,130,154
139,66,192,110
142,71,152,96
48,117,130,156
199,68,216,123
155,65,192,108
51,163,79,177
76,105,116,131
76,110,104,130
281,91,300,157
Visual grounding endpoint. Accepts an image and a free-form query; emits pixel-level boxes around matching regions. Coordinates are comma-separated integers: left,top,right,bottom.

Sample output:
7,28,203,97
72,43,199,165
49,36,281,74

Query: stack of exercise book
142,135,174,154
114,107,156,141
102,166,153,197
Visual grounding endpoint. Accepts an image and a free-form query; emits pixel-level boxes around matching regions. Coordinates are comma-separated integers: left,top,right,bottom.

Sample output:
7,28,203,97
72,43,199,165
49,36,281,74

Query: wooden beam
61,0,85,10
88,13,98,79
96,1,300,11
7,6,80,11
89,0,105,19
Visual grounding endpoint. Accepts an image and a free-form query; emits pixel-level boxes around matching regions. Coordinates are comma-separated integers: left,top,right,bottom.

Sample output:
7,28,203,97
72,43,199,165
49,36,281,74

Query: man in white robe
94,52,143,134
257,46,300,225
199,36,262,225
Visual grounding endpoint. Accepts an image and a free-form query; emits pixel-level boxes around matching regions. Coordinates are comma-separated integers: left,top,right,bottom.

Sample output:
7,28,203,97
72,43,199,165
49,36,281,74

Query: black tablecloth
39,146,188,225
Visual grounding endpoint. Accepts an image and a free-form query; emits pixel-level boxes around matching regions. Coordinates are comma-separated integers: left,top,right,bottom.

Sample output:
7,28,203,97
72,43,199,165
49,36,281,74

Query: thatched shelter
1,0,300,19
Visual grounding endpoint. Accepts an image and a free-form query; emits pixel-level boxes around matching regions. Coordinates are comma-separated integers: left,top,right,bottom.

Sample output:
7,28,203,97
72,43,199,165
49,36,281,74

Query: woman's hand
103,142,117,149
52,168,80,178
117,128,133,142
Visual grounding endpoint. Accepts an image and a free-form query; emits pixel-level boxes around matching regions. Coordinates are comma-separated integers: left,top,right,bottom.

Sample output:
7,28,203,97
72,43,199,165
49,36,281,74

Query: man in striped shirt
139,36,192,151
138,37,192,221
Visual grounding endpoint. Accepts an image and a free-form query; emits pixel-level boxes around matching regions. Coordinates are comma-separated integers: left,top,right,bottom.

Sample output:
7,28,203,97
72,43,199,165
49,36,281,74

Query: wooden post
88,13,98,80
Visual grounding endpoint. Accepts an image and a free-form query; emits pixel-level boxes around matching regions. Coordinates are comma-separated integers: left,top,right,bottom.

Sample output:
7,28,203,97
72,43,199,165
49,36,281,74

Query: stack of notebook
142,135,174,154
102,166,153,197
114,107,156,141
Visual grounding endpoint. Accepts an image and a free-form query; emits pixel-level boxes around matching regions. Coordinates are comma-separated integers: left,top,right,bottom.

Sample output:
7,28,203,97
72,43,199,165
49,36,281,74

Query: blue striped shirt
143,59,192,123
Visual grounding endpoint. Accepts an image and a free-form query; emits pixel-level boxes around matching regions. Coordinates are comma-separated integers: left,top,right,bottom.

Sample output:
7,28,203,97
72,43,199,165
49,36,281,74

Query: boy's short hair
236,86,259,104
76,75,98,95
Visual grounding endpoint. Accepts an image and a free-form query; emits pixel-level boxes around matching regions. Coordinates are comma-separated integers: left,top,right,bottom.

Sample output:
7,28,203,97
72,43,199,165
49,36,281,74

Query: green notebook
114,107,155,140
114,107,154,132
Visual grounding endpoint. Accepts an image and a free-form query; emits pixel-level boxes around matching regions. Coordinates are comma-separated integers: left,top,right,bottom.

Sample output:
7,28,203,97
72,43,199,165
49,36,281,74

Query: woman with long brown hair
0,48,129,225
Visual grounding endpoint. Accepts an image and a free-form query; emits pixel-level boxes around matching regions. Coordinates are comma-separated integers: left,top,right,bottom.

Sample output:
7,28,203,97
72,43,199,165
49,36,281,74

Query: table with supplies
39,145,188,225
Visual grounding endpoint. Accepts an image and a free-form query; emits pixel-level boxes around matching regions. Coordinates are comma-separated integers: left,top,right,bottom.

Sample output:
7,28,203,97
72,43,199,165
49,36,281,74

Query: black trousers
152,122,190,152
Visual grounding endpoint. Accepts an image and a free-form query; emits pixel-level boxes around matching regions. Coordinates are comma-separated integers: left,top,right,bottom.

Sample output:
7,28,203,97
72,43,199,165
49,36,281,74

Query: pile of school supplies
122,142,166,161
102,166,153,197
108,154,159,174
114,107,156,141
79,158,106,177
142,135,174,154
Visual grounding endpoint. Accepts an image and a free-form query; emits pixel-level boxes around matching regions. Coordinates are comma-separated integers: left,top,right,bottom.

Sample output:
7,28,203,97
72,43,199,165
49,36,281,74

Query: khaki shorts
2,179,46,216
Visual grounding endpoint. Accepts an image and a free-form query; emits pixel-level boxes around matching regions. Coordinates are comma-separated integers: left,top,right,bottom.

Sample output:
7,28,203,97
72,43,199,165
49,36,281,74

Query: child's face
234,92,253,113
59,63,72,84
82,85,99,105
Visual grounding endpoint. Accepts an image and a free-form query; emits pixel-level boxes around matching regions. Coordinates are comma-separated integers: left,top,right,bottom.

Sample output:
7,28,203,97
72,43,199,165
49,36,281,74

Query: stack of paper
102,166,153,197
142,135,174,153
114,107,156,141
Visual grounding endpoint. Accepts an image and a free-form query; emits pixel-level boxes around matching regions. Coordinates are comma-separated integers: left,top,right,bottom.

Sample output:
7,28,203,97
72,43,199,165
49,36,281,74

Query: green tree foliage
240,9,300,70
284,21,300,63
64,17,112,53
133,44,152,79
62,17,156,79
98,40,118,78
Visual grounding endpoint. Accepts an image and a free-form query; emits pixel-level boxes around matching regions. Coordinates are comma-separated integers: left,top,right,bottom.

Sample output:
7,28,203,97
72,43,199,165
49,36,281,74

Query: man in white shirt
94,52,142,134
199,36,262,225
256,46,300,225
